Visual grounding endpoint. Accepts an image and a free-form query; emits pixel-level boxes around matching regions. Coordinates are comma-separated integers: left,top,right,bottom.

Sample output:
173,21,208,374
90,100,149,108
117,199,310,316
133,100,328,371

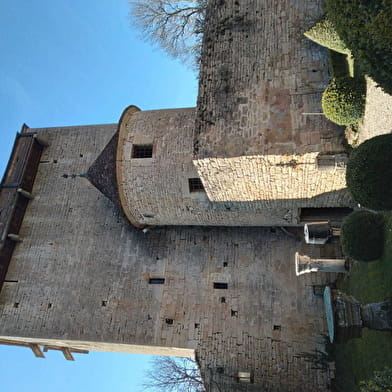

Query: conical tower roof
87,131,120,207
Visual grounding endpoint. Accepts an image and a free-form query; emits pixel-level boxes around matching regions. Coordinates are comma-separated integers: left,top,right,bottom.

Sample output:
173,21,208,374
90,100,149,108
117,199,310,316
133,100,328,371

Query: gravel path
357,77,392,144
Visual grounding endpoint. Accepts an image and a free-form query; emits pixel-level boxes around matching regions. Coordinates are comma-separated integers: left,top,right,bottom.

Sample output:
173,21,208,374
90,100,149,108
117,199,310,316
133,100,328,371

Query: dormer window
132,144,153,158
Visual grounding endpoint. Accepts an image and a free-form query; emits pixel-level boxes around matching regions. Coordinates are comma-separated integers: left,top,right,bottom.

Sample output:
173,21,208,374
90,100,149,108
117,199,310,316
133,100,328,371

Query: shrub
322,76,365,125
304,16,350,55
340,211,384,262
360,367,392,392
346,134,392,210
329,50,350,79
326,0,392,95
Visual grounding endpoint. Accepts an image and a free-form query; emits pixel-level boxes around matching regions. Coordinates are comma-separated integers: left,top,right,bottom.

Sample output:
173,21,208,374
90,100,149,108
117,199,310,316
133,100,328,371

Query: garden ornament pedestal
324,287,392,343
295,252,348,276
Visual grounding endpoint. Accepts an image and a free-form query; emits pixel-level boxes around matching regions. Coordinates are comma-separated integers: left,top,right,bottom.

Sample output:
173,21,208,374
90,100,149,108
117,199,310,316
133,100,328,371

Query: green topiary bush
360,367,392,392
340,211,384,262
346,134,392,210
304,16,350,55
322,76,365,125
326,0,392,95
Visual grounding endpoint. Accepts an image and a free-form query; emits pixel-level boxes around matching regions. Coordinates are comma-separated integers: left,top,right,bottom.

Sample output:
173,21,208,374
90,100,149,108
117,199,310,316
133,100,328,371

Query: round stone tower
116,105,217,227
89,105,352,228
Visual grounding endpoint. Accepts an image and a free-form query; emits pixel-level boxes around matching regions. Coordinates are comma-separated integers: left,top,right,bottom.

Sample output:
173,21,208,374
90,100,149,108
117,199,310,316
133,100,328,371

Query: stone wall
116,107,352,227
195,0,344,159
194,153,351,209
193,0,351,214
0,124,339,391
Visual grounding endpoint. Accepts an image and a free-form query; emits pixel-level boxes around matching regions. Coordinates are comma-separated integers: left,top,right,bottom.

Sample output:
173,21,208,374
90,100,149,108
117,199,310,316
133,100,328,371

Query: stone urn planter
324,286,392,343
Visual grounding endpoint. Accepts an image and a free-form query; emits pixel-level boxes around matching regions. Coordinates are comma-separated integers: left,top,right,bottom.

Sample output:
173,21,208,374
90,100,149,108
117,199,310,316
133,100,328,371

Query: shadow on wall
206,188,353,214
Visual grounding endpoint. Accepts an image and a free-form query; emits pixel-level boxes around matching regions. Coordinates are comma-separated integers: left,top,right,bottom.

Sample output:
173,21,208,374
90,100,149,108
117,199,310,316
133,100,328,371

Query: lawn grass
330,212,392,392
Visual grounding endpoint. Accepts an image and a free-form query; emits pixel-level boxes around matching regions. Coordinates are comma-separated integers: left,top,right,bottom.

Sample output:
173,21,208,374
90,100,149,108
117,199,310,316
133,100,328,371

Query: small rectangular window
132,144,153,158
149,278,165,284
213,282,228,289
188,178,205,193
165,318,173,325
238,371,253,383
317,153,347,170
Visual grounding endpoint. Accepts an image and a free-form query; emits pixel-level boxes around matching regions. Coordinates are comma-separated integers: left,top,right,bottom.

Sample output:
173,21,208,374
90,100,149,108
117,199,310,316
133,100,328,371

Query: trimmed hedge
304,16,350,55
360,367,392,392
322,76,365,125
346,134,392,210
340,211,384,262
326,0,392,95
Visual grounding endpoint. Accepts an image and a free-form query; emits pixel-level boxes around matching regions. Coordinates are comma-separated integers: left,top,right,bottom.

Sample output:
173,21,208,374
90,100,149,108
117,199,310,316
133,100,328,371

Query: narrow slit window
149,278,165,284
213,282,228,289
132,144,153,158
188,178,205,193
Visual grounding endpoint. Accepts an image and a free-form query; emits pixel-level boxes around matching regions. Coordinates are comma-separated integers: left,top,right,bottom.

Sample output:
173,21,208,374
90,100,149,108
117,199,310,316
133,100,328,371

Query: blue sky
0,1,198,390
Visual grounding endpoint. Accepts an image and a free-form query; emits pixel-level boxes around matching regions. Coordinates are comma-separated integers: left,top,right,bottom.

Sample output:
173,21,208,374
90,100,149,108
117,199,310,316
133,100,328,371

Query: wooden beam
7,234,22,242
1,182,19,189
0,339,88,361
17,188,34,200
43,345,89,355
30,344,45,358
62,347,75,361
33,134,49,147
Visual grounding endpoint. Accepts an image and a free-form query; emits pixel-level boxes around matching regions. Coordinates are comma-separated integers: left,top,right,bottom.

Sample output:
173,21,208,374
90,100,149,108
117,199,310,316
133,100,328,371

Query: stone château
0,1,354,391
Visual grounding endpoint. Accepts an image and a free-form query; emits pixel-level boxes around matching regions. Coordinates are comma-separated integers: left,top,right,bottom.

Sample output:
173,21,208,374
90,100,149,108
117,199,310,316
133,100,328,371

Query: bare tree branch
142,357,206,392
129,0,207,66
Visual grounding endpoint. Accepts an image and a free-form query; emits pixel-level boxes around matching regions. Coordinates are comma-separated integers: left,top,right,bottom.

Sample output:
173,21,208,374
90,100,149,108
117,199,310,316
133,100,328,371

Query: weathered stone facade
193,0,352,222
0,0,354,391
195,0,343,158
0,124,340,391
116,106,351,227
113,0,352,228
